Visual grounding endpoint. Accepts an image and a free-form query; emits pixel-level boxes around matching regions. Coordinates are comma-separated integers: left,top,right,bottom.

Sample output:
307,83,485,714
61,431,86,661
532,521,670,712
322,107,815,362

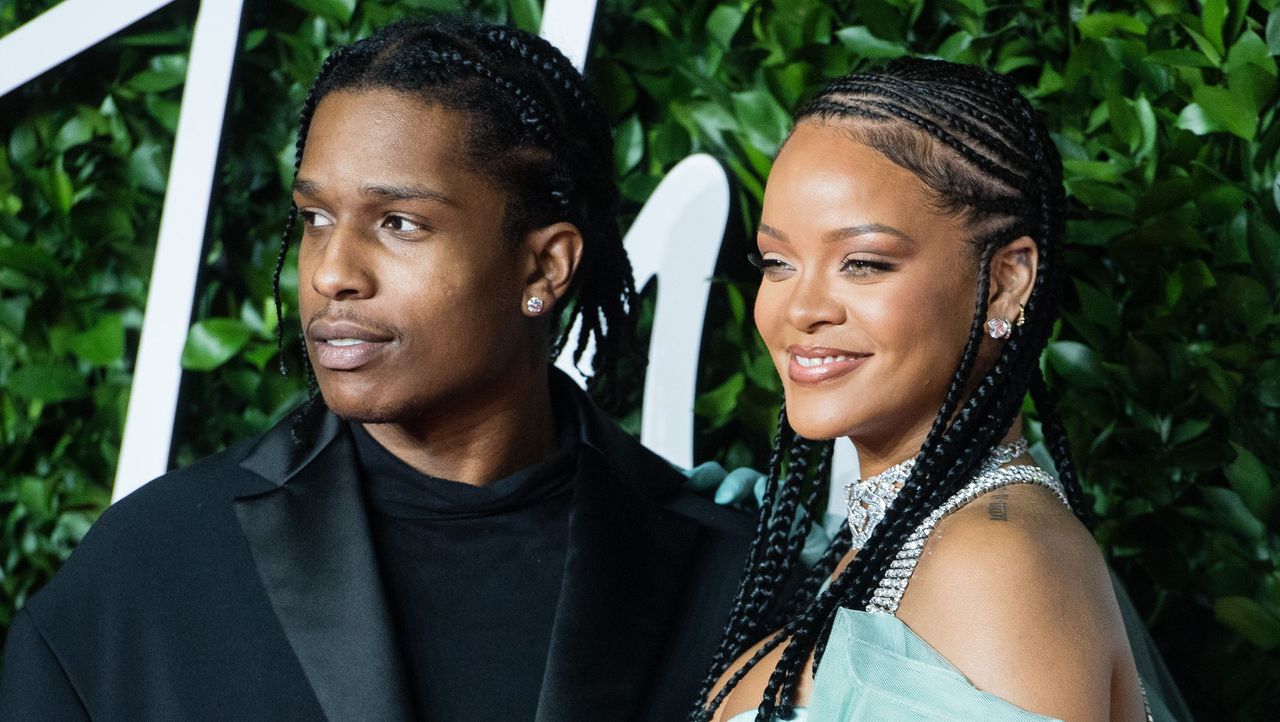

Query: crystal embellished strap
866,464,1067,615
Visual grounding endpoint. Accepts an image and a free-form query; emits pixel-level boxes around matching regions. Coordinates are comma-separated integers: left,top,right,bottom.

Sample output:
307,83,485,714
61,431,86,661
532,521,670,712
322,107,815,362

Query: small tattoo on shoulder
987,491,1009,522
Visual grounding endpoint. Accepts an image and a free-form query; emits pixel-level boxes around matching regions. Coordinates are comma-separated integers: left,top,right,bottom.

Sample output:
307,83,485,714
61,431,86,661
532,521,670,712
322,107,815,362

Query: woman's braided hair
690,58,1090,721
271,17,637,407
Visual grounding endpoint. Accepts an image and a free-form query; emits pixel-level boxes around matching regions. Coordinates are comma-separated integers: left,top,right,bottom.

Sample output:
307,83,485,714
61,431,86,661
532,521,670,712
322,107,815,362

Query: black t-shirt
352,420,578,722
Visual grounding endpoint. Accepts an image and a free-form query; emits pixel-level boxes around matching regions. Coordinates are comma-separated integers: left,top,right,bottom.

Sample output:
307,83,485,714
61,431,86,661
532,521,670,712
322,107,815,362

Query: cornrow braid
692,58,1084,721
270,17,638,411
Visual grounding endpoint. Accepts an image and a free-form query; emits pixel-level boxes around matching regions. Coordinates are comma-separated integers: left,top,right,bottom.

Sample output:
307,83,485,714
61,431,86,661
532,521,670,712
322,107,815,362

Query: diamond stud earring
526,296,545,315
986,317,1012,339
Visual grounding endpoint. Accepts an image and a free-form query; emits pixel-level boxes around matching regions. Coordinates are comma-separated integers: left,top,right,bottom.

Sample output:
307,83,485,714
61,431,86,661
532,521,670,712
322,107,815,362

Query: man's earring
986,317,1012,339
1015,303,1026,327
526,296,545,315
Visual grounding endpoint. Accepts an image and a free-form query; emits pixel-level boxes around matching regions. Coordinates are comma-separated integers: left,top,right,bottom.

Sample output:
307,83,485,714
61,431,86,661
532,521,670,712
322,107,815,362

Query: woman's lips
307,319,395,371
786,346,870,385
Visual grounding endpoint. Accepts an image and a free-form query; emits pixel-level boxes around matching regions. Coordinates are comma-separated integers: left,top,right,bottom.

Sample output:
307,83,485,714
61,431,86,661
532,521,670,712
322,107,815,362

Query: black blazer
0,376,753,721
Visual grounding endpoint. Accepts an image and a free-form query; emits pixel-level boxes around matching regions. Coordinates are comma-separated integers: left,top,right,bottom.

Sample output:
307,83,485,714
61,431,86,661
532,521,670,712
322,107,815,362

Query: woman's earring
1015,303,1026,327
986,317,1012,339
526,296,545,315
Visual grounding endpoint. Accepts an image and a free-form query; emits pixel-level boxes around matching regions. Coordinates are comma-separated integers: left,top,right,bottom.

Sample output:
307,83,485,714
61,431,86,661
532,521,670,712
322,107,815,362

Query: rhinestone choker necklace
844,438,1029,549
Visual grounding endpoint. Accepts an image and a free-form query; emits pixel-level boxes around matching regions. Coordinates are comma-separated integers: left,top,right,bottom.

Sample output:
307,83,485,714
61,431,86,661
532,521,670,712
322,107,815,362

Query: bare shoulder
895,483,1139,721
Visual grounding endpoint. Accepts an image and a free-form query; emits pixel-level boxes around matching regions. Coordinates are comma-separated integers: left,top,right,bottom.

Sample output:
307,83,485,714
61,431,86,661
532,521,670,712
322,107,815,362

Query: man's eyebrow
290,179,457,206
292,178,323,197
360,182,456,206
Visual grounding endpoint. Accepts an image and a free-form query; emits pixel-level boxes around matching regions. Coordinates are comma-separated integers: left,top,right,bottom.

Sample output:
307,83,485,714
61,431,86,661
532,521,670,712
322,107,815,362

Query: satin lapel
534,449,704,721
234,420,412,722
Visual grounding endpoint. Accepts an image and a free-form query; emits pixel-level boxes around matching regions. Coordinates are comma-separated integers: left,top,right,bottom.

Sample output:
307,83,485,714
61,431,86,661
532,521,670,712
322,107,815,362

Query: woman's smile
786,345,871,385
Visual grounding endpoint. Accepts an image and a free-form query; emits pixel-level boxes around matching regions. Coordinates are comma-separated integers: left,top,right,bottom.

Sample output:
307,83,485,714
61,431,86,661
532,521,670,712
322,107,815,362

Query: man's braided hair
272,17,637,406
690,58,1090,721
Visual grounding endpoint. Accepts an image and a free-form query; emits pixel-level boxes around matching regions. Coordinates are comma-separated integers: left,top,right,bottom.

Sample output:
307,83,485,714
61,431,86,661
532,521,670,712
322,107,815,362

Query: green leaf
1268,9,1280,55
508,0,541,33
126,54,188,92
835,26,908,59
18,478,51,520
53,112,95,152
707,5,745,49
613,114,643,176
1046,341,1106,390
1259,359,1280,408
1146,48,1216,68
47,156,74,215
8,364,89,403
1107,95,1140,151
1175,103,1226,136
1202,486,1265,540
244,28,268,52
8,122,38,166
1215,596,1280,651
181,318,253,371
730,89,792,155
1193,81,1262,139
1076,13,1147,39
285,0,355,24
1225,443,1271,518
69,314,125,366
1202,0,1228,54
127,142,168,193
0,244,60,278
694,372,745,422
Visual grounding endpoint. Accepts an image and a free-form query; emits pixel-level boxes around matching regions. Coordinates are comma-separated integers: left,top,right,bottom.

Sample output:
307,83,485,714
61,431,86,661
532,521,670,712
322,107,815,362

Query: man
0,19,751,721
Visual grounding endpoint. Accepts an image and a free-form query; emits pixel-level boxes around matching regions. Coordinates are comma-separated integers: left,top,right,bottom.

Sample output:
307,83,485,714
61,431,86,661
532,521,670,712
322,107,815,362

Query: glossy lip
307,319,396,371
786,345,871,386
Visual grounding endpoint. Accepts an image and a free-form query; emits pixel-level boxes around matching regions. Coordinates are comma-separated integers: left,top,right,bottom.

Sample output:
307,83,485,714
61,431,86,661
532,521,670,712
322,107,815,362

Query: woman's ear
520,222,584,316
987,235,1038,326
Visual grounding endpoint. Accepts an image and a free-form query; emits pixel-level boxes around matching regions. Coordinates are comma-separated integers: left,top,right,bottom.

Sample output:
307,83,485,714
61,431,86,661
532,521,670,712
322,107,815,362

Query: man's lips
307,319,395,371
786,345,871,385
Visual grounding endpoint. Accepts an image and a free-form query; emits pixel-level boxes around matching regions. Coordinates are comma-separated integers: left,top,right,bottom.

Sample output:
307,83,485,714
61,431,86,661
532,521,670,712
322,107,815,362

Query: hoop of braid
270,18,638,411
689,58,1089,722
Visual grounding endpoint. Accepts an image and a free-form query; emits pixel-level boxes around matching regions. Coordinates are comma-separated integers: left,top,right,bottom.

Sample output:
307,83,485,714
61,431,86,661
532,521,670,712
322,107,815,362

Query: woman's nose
785,271,846,332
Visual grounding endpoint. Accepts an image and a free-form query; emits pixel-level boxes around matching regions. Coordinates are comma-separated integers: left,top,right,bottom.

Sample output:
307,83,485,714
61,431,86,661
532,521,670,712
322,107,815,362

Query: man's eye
300,210,332,228
382,215,424,233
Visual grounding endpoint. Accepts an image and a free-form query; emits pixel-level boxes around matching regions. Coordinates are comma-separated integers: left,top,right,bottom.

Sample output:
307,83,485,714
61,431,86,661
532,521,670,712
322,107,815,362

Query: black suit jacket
0,377,753,721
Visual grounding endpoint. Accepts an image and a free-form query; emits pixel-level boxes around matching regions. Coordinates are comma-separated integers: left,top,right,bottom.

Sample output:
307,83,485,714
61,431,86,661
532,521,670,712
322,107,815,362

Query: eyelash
747,252,895,276
296,211,428,235
381,215,425,233
299,210,329,228
840,257,895,275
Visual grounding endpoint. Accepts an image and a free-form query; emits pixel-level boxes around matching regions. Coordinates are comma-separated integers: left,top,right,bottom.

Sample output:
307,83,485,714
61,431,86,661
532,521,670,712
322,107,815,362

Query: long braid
272,46,347,376
687,405,793,719
694,58,1078,719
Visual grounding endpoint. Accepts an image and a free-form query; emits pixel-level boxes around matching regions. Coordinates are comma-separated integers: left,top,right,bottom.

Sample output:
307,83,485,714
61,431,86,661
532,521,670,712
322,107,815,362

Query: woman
691,59,1185,721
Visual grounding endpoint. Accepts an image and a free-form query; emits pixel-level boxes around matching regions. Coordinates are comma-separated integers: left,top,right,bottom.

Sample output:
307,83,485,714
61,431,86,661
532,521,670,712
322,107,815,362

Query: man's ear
520,222,584,316
987,236,1038,325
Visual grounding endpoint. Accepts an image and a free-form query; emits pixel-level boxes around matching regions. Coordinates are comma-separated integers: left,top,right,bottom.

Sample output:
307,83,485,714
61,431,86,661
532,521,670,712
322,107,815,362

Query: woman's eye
748,252,794,277
382,215,424,233
840,257,894,276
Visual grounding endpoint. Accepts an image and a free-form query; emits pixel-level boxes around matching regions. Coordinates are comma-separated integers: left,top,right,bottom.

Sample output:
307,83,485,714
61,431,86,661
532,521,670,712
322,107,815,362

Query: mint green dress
723,470,1190,722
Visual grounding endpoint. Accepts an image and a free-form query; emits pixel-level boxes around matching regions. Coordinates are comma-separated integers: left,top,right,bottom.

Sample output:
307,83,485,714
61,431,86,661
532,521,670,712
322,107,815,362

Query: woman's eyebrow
824,223,918,246
758,222,788,242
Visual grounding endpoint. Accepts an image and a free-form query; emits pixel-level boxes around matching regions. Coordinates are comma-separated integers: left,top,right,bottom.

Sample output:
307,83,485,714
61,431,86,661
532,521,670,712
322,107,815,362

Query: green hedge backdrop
1,0,1278,717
